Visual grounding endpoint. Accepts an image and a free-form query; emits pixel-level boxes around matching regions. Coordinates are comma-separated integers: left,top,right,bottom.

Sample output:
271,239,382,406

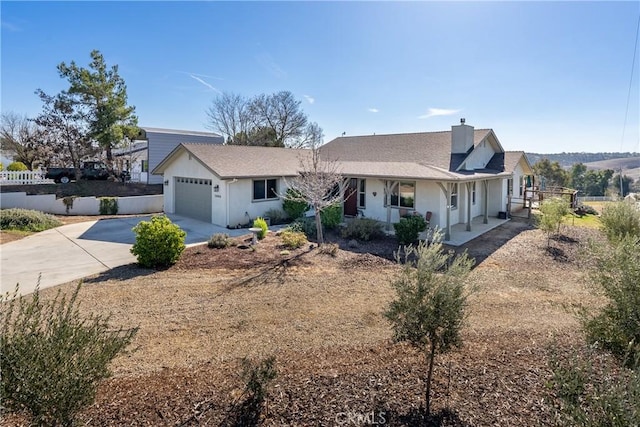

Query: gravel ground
3,220,609,426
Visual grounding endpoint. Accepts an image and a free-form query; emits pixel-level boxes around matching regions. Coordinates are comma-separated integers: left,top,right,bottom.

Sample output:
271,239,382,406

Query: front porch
375,214,510,247
440,215,510,246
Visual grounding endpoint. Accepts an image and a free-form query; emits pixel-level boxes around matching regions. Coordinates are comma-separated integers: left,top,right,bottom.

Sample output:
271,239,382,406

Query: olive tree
537,197,570,247
384,231,475,416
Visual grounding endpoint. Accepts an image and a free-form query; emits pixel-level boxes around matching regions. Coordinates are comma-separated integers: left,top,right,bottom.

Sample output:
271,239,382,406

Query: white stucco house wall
153,121,533,241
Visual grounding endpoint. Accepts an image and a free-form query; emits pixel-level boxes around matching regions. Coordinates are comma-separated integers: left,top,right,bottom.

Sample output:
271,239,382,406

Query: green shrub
6,161,28,171
0,282,137,426
0,208,62,232
320,203,342,229
263,208,286,225
282,189,309,219
208,233,232,249
289,217,317,239
98,197,118,215
548,347,640,426
253,217,268,240
0,162,3,171
393,214,427,245
581,236,640,366
341,218,385,241
599,200,640,243
280,230,307,249
130,215,186,268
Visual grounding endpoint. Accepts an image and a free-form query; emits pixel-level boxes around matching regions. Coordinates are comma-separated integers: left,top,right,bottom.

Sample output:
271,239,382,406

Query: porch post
384,180,392,232
339,178,348,222
465,182,472,231
483,180,489,224
437,182,451,241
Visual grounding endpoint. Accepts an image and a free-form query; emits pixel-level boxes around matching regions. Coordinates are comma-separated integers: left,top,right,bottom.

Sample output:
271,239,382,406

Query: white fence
0,169,53,185
578,196,615,202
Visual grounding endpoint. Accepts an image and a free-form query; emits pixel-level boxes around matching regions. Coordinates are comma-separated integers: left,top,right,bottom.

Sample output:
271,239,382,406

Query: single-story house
114,127,224,184
152,120,534,241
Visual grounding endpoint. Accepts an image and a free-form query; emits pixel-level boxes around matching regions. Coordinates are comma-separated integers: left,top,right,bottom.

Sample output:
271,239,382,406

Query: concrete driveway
0,214,253,296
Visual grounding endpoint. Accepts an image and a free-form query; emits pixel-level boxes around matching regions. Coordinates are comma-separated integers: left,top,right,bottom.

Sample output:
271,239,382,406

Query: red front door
344,178,358,216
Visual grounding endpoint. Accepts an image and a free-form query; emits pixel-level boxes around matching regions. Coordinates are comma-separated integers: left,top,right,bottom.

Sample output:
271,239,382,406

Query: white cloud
188,74,222,94
256,52,287,79
1,20,22,32
368,108,379,113
304,95,315,104
418,108,461,119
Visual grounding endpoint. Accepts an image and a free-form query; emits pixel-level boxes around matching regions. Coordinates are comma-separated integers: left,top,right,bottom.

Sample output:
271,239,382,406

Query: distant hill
525,152,639,169
585,157,640,181
525,152,640,182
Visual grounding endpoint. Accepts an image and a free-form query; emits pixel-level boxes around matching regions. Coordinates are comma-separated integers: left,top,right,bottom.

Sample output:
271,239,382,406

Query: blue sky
2,1,639,154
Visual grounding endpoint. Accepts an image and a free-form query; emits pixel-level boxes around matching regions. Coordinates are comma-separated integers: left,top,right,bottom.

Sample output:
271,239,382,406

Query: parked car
45,161,110,183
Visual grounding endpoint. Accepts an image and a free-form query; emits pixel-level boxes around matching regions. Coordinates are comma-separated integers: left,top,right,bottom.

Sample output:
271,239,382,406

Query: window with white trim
358,179,366,208
451,183,458,210
472,182,476,205
385,181,415,208
253,178,278,201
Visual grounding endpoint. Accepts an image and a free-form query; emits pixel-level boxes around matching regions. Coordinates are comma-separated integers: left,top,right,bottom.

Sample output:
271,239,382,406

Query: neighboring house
153,120,534,241
114,127,224,184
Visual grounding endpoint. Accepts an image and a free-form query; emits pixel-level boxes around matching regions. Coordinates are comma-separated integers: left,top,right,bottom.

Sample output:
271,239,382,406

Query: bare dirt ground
3,219,607,426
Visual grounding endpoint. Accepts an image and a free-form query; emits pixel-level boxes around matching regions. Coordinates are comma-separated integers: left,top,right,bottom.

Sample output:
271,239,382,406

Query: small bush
289,217,317,239
253,217,268,240
208,233,232,249
6,161,27,171
318,242,339,256
282,189,309,219
263,208,286,225
393,214,427,245
599,200,640,243
320,203,342,229
548,347,640,426
0,282,138,426
581,235,640,366
341,218,385,241
280,230,307,249
0,208,62,232
130,215,186,268
99,197,118,215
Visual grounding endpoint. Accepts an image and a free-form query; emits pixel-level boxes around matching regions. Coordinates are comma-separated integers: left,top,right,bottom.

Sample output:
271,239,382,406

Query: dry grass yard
4,219,610,426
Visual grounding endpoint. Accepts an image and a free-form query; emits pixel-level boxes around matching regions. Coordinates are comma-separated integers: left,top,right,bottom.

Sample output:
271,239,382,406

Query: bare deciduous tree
0,112,49,170
206,92,253,144
283,125,345,244
207,91,313,148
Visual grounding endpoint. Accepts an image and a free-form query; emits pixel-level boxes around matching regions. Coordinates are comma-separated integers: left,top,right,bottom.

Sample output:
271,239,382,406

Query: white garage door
174,177,212,223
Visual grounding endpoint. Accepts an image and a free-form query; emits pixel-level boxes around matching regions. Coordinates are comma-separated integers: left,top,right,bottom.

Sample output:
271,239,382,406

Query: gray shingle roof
157,144,310,179
504,151,532,173
321,129,492,169
154,129,527,181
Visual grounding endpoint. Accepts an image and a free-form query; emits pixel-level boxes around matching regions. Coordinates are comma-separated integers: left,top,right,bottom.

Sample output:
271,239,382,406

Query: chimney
451,118,474,154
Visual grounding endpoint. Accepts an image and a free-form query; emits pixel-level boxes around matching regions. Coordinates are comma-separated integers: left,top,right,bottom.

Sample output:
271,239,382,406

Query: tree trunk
315,209,324,245
425,340,437,417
